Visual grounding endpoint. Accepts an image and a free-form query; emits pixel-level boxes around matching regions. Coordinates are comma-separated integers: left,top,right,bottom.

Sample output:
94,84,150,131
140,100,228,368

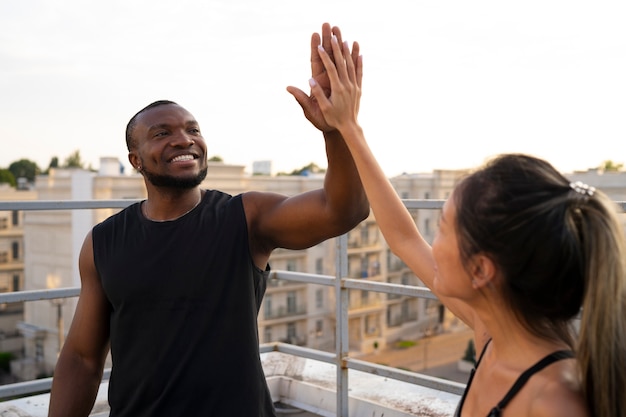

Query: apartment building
12,158,623,380
0,185,37,378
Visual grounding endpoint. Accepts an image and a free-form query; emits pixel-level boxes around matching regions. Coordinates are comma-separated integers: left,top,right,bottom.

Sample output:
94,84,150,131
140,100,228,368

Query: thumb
307,78,331,112
286,86,312,115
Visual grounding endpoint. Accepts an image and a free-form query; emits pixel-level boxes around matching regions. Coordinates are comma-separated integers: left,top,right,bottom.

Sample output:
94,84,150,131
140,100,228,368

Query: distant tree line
277,162,327,177
0,150,88,187
1,154,622,189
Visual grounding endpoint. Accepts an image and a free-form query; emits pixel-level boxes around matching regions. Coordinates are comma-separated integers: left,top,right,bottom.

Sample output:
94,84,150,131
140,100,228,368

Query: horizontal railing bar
271,271,335,287
346,358,466,396
403,199,626,211
0,277,437,306
0,369,110,399
1,199,625,212
0,377,53,398
343,279,438,299
0,287,80,303
261,342,336,364
270,271,438,299
403,199,446,210
0,200,140,211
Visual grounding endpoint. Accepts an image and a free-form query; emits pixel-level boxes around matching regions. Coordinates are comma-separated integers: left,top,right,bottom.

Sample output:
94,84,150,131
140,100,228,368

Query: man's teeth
171,155,194,162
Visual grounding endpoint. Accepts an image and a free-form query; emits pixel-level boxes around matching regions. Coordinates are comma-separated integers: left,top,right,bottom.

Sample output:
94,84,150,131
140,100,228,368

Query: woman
289,32,626,416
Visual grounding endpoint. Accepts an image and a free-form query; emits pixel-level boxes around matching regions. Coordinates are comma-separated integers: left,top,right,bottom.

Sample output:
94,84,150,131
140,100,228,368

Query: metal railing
1,198,624,414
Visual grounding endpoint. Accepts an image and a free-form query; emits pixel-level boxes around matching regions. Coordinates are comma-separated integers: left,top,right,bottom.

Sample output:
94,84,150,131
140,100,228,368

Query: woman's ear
469,253,497,290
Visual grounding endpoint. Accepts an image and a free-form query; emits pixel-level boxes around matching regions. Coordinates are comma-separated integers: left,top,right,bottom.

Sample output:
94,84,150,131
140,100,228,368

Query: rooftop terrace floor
0,351,462,417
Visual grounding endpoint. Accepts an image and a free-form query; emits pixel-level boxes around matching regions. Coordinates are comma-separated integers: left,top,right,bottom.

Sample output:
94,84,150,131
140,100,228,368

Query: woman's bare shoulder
529,366,588,417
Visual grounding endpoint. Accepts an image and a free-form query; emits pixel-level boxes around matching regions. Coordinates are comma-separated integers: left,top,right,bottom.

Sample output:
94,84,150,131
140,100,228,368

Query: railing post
335,233,349,417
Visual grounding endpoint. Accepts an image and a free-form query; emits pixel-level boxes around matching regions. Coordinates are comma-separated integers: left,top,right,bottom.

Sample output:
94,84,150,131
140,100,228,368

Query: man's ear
128,152,140,171
469,253,497,290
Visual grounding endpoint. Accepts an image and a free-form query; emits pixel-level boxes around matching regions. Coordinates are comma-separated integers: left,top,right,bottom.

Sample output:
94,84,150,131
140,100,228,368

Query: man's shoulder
94,201,140,231
202,189,242,207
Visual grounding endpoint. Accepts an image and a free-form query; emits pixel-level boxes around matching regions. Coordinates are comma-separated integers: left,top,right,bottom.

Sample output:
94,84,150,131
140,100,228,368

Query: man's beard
141,165,208,189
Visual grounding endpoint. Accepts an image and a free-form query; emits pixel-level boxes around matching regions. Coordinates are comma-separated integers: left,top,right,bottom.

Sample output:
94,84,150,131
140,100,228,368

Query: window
315,320,323,337
11,211,19,226
0,253,7,264
286,259,297,271
401,300,410,320
264,326,272,343
11,242,19,260
287,291,296,314
264,295,272,319
424,218,431,236
401,274,410,286
287,322,297,341
365,314,379,335
360,225,369,244
0,218,6,229
12,274,20,292
315,289,324,308
360,257,369,278
315,258,323,275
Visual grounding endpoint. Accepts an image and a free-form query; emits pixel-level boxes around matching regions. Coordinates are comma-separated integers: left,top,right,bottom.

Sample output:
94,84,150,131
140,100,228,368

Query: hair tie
570,181,595,197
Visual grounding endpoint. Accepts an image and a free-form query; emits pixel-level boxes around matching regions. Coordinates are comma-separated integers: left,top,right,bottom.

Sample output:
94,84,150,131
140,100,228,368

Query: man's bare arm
48,231,111,417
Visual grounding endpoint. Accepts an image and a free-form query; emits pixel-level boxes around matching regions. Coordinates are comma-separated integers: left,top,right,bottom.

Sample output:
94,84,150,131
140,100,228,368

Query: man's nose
171,131,195,146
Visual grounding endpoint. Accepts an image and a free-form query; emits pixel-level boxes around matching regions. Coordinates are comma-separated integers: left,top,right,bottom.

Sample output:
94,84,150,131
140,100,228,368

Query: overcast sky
1,0,625,177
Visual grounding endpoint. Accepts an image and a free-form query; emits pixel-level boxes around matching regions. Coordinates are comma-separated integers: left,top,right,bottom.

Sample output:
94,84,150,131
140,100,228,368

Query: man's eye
154,131,168,137
189,128,200,134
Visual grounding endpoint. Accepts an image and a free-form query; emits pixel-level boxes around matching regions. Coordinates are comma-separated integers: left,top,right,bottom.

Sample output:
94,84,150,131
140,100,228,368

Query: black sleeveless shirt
93,190,275,416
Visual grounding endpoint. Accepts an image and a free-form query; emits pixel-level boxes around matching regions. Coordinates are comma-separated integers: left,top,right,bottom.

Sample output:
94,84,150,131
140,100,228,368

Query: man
48,23,368,417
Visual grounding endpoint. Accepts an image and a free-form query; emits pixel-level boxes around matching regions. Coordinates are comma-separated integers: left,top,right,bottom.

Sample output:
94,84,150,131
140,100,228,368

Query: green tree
600,160,624,172
278,162,326,176
208,155,223,162
0,169,16,187
8,158,40,183
63,150,85,168
462,339,476,364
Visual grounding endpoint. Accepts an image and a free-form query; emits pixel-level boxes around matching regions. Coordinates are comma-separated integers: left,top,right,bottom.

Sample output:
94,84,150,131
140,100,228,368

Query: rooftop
3,350,461,416
0,196,624,416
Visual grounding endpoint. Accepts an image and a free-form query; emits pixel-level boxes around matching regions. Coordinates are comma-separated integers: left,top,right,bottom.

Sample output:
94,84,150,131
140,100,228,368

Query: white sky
1,0,625,177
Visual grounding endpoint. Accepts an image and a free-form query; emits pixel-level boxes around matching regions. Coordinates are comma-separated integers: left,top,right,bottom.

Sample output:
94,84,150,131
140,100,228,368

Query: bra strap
488,350,575,415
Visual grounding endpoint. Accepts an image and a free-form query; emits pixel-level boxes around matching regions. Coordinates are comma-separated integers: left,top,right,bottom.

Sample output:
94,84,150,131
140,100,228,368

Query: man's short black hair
125,100,178,151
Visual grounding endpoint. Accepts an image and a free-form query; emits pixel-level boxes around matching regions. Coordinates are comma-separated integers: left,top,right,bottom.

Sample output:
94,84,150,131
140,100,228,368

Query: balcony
0,198,624,416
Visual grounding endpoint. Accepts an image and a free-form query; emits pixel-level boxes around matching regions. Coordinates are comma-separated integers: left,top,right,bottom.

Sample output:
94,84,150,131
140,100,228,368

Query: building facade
0,186,37,380
11,158,625,379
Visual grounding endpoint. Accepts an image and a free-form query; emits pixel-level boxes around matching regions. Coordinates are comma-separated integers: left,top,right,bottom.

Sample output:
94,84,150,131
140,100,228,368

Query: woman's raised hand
308,35,363,133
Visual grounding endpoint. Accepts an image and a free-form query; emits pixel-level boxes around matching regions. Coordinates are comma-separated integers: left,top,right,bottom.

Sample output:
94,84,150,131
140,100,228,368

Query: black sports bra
454,340,575,417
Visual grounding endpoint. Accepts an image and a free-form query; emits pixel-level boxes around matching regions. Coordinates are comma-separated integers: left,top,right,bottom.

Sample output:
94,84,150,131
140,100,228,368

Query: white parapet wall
0,352,460,417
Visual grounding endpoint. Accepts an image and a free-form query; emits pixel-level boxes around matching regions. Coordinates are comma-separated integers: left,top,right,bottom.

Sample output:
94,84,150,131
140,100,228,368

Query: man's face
130,104,208,189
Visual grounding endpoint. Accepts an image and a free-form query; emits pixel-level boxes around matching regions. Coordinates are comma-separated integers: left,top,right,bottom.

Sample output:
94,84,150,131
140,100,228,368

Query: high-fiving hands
287,23,361,133
308,32,362,134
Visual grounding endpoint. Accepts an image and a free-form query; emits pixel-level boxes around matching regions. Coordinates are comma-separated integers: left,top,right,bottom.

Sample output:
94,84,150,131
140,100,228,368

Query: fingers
343,41,356,84
351,41,361,81
313,40,345,107
356,53,363,89
308,25,360,99
332,25,344,56
321,23,335,65
308,76,330,110
327,36,358,87
310,31,322,76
